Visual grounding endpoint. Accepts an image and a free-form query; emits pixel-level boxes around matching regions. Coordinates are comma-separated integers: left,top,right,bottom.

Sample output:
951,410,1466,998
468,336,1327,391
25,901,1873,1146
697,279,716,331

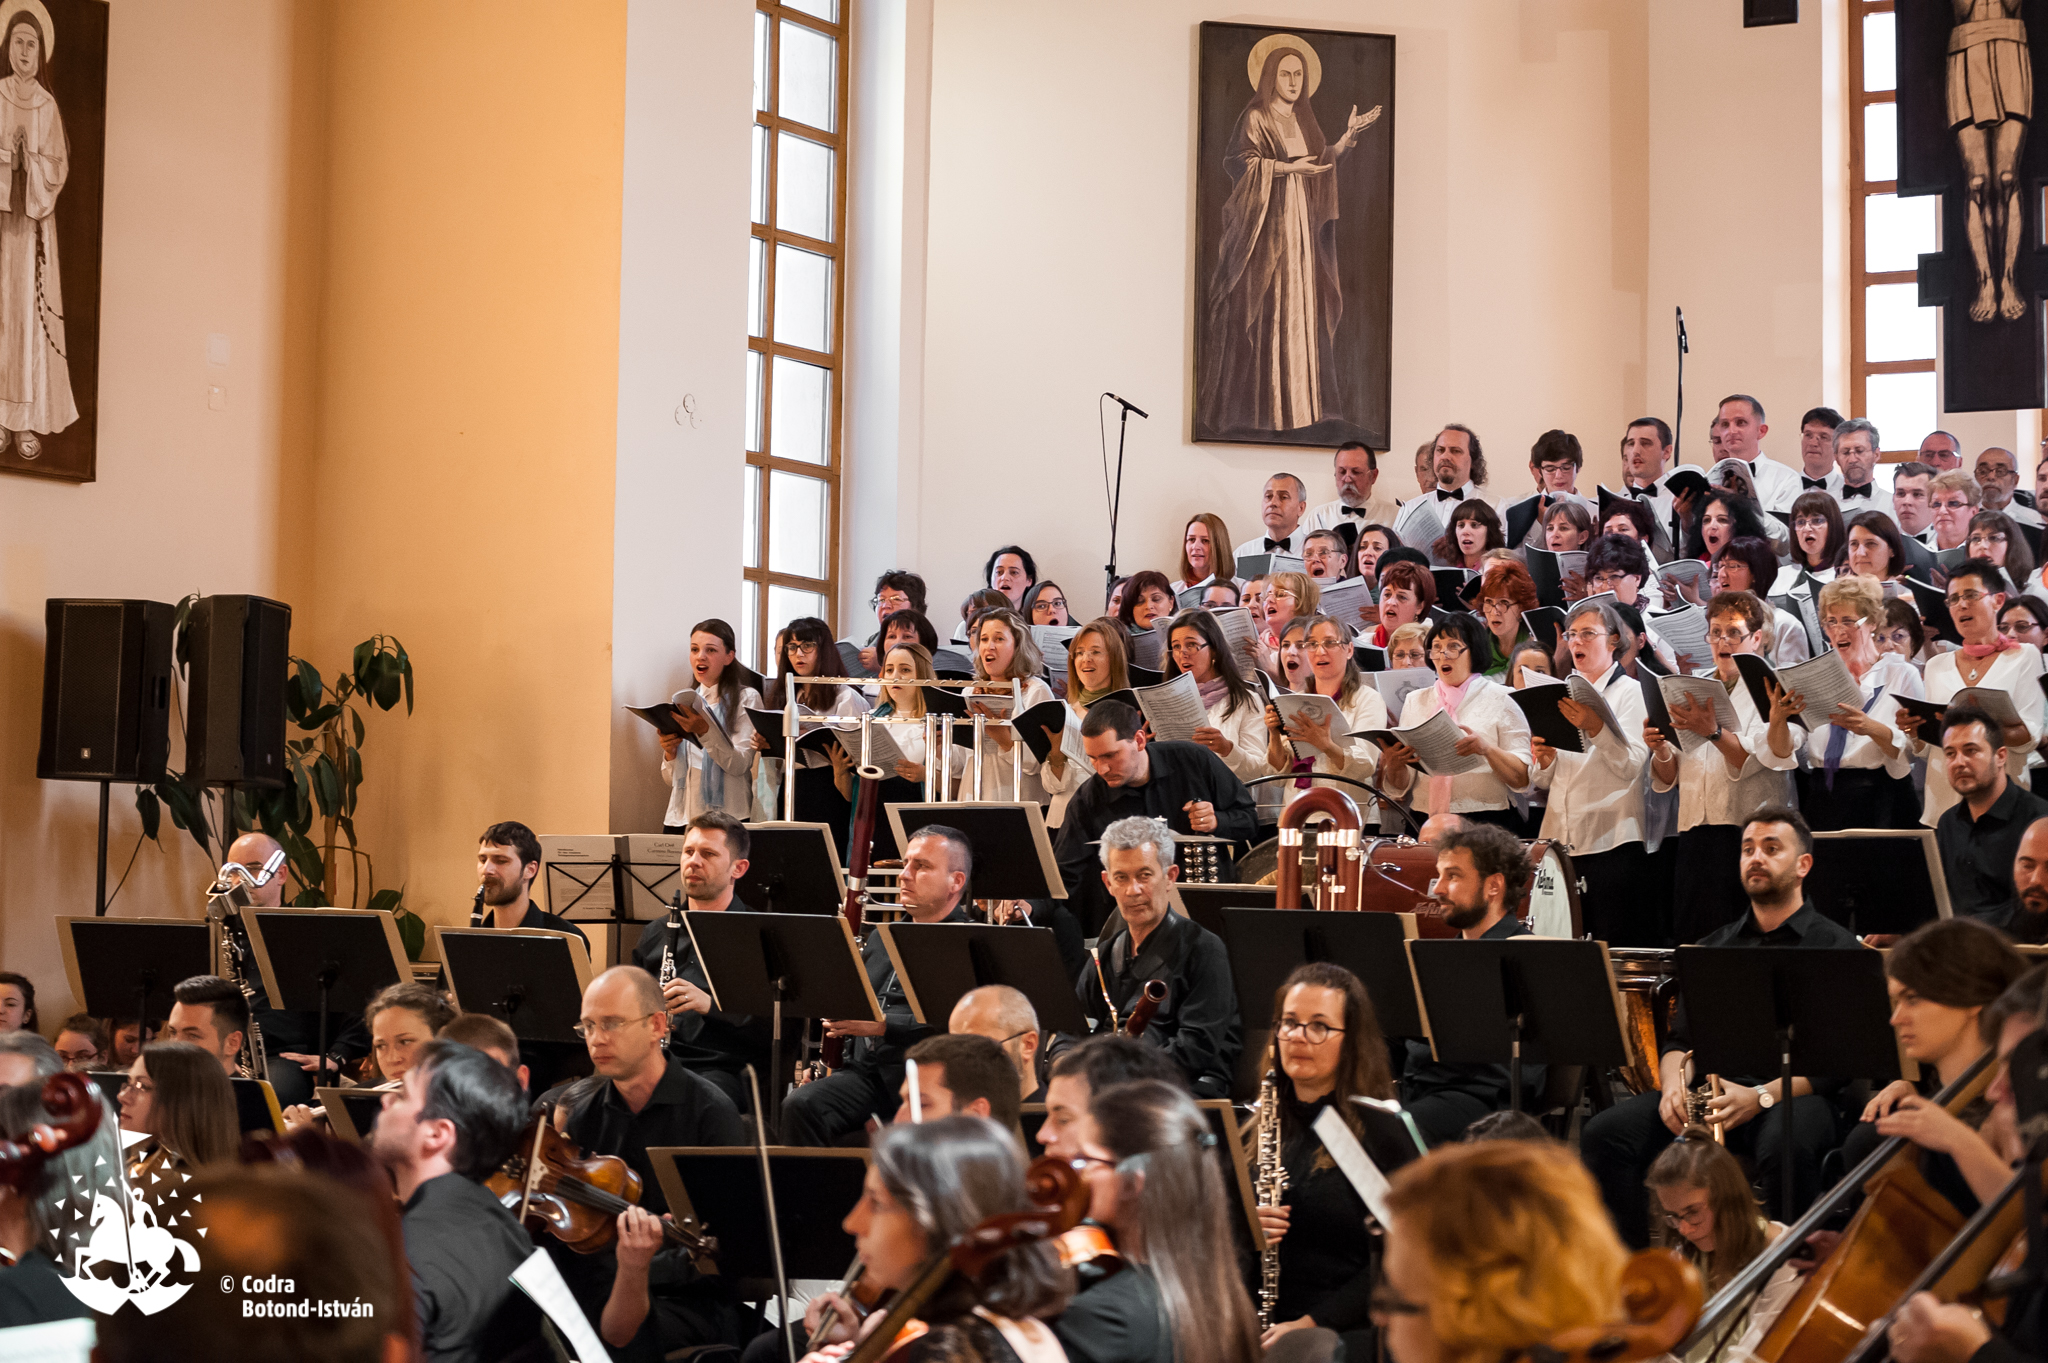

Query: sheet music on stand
617,833,690,921
538,835,624,921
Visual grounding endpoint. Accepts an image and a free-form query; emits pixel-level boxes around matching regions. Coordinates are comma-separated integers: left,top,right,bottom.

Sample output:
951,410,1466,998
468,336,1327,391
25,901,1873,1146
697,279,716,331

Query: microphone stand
1101,393,1147,600
1674,306,1688,467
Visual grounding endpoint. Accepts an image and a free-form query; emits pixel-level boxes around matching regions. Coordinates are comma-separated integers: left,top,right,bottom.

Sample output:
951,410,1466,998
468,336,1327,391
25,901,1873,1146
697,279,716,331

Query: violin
1523,1249,1703,1363
1054,1223,1127,1284
0,1072,101,1192
485,1115,717,1258
845,1156,1091,1363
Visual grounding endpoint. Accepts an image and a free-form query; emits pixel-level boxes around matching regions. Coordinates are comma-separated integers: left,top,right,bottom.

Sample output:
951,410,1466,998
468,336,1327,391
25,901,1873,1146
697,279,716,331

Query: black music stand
647,1147,869,1292
1406,938,1631,1114
684,911,880,1129
734,823,846,914
314,1086,390,1144
245,909,411,1088
1677,945,1899,1220
1221,909,1425,1037
59,917,210,1040
884,802,1068,900
1807,829,1953,933
1174,884,1309,939
435,926,593,1044
876,922,1090,1036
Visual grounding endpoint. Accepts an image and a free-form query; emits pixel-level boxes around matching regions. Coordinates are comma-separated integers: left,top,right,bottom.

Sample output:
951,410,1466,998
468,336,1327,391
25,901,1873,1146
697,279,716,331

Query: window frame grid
748,0,850,668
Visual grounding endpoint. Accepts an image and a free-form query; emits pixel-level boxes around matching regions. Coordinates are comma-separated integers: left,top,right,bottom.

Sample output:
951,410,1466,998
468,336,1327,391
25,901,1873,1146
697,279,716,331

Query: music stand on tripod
58,917,210,1042
734,824,847,914
244,908,411,1088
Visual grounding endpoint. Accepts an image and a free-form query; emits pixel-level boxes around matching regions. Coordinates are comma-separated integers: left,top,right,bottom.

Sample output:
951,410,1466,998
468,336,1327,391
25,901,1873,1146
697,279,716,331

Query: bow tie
1623,484,1651,498
1842,483,1874,498
1264,537,1290,551
1435,488,1465,503
1339,504,1367,517
1801,476,1831,490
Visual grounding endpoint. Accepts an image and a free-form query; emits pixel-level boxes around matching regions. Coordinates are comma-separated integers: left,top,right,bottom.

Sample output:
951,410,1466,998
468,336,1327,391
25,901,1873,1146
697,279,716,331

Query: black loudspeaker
38,599,176,783
1743,0,1798,26
185,594,293,788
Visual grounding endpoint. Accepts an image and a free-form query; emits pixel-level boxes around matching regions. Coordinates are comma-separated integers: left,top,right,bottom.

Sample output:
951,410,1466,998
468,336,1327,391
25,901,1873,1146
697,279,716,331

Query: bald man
1986,817,2048,946
949,985,1043,1103
220,831,369,1105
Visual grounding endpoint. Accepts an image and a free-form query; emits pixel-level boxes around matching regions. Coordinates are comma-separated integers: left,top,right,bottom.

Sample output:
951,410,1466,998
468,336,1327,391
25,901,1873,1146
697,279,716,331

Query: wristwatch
1755,1084,1776,1109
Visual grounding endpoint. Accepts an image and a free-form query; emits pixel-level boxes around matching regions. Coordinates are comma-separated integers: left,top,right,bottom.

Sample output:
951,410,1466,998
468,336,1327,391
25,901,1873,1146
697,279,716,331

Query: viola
1523,1249,1703,1363
846,1156,1091,1363
1054,1223,1127,1286
485,1115,717,1258
0,1072,101,1193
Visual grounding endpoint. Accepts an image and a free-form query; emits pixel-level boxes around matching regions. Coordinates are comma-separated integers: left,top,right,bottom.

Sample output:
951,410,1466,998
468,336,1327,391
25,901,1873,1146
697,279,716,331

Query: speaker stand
94,780,110,917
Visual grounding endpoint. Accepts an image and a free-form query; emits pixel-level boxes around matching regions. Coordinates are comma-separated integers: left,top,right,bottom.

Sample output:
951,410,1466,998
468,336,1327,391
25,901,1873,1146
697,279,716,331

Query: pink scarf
1961,634,2020,659
1428,674,1477,813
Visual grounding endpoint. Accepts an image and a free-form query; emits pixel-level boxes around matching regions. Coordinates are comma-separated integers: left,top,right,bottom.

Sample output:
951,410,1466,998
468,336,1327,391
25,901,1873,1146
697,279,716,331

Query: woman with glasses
1386,621,1430,671
1712,537,1810,667
1897,559,2044,827
1022,581,1073,627
1375,615,1531,832
1645,592,1795,943
1771,490,1845,594
121,1041,240,1187
1172,513,1241,596
1584,536,1681,672
1040,619,1135,827
1053,1079,1261,1363
1529,600,1657,944
1645,1132,1800,1363
966,608,1054,805
1758,575,1925,830
658,618,760,832
1163,609,1278,834
1430,500,1505,572
1965,509,2039,596
2000,595,2048,652
758,616,870,852
1475,559,1540,678
1265,614,1387,812
1252,964,1416,1356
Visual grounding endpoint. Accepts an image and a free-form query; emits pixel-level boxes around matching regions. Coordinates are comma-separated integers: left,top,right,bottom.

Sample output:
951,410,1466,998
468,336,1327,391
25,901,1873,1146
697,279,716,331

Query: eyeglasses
1428,641,1468,659
1793,515,1830,530
1968,534,2009,548
1034,597,1068,614
786,641,819,656
1305,639,1349,653
1169,639,1211,655
571,1013,660,1040
1588,572,1634,589
1479,598,1516,613
1932,498,1973,511
1535,461,1576,477
1277,1019,1346,1043
871,595,911,611
119,1078,154,1096
1662,1203,1712,1230
1563,628,1611,644
1706,627,1754,643
1821,616,1865,632
1947,589,1993,606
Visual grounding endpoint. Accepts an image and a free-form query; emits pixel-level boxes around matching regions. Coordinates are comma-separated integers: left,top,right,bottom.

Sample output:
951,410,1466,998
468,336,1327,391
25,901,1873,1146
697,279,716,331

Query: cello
1522,1250,1705,1363
0,1072,101,1192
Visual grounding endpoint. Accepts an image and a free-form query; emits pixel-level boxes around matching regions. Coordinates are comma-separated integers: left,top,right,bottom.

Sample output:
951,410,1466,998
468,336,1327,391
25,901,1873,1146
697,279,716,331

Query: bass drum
1356,837,1452,936
1521,840,1584,940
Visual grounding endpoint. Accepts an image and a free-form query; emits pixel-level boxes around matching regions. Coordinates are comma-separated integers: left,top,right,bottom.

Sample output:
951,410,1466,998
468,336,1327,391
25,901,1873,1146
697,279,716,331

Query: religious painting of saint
0,0,106,484
1194,23,1394,450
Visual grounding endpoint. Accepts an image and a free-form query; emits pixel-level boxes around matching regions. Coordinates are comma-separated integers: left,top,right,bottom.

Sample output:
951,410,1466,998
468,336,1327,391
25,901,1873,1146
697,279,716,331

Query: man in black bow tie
1794,406,1843,496
1306,440,1401,542
1832,417,1891,516
1232,472,1311,561
1392,424,1491,545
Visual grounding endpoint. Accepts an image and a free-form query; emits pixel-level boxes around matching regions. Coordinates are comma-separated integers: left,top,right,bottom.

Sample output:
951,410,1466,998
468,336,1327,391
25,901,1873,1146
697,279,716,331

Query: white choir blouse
1648,680,1792,832
1915,643,2045,825
1267,682,1388,812
1530,666,1650,855
1202,689,1282,825
660,683,761,827
1377,675,1532,815
963,675,1055,804
1754,652,1924,780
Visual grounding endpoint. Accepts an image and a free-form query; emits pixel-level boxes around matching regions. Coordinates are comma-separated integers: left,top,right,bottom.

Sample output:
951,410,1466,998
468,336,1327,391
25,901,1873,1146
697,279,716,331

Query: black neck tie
1801,476,1831,490
1435,488,1464,503
1842,483,1873,498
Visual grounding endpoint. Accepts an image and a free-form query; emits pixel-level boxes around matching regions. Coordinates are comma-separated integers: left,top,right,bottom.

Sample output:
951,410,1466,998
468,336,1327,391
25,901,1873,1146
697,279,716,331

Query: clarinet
659,891,682,1052
1254,1067,1289,1329
471,888,486,927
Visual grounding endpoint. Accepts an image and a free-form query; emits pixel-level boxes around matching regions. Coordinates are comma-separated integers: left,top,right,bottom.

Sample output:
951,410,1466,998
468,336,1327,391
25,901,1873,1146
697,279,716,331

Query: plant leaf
352,639,373,683
338,813,357,849
311,754,341,817
351,707,365,747
134,788,161,841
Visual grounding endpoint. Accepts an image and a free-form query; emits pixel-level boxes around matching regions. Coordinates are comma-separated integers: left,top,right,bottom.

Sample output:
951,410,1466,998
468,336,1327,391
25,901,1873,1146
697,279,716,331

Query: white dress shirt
1748,453,1806,514
1754,652,1924,779
1835,482,1896,524
1649,679,1792,832
1768,609,1813,669
661,683,761,826
1306,494,1402,535
1378,675,1533,815
1531,665,1651,854
1204,690,1284,826
1996,499,2047,529
1234,529,1308,561
964,675,1055,803
1392,482,1494,546
1915,644,2045,825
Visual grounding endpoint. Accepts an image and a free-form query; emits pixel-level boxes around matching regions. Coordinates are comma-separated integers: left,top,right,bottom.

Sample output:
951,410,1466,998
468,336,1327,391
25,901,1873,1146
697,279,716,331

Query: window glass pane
744,465,762,569
740,580,760,671
1863,101,1898,184
770,356,830,465
779,21,837,131
1865,193,1938,273
752,123,768,224
768,470,831,579
776,132,835,241
749,237,766,339
1865,282,1936,361
773,244,832,352
754,10,771,113
767,585,830,641
1863,11,1895,93
785,0,837,20
746,350,764,453
1864,371,1937,453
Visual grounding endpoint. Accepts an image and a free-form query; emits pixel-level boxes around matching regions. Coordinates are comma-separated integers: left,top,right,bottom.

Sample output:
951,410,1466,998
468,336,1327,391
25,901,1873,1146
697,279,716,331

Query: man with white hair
1070,817,1240,1099
1832,418,1893,521
949,985,1043,1104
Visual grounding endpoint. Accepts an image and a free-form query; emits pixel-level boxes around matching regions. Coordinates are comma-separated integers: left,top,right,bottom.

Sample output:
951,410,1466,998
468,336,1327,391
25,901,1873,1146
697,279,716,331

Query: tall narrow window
1849,1,1939,455
744,1,849,669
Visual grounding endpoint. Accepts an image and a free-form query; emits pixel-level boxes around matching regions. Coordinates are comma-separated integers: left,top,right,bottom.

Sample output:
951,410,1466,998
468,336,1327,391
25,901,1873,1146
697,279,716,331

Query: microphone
1676,306,1689,354
1106,392,1150,419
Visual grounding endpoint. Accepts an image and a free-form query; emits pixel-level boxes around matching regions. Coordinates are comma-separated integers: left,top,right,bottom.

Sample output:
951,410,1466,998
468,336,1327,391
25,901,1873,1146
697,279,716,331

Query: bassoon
819,727,887,1073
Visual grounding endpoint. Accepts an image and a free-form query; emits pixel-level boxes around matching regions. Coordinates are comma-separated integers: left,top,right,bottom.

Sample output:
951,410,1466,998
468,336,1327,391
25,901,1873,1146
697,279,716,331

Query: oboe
1254,1067,1288,1329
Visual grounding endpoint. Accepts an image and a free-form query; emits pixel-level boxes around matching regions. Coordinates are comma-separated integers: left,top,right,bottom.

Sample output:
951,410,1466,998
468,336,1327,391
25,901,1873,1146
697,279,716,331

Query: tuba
1275,787,1363,912
205,848,286,1082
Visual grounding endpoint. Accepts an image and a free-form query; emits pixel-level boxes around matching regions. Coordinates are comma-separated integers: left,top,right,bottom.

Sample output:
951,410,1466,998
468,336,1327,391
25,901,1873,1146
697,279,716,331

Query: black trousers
778,1065,896,1145
1670,823,1749,946
264,1054,316,1108
1576,842,1670,947
1580,1089,1838,1247
1798,767,1919,831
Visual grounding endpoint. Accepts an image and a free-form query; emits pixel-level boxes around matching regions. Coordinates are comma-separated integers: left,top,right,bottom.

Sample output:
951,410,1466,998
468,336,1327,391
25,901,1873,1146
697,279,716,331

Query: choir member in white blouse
1645,591,1794,943
1529,600,1659,945
1710,538,1810,668
834,643,967,857
1373,614,1532,831
1038,618,1132,827
1897,560,2044,826
1768,491,1844,595
965,607,1054,804
1171,512,1241,595
1262,614,1387,812
756,616,870,837
1162,609,1279,832
1757,575,1924,830
659,618,759,831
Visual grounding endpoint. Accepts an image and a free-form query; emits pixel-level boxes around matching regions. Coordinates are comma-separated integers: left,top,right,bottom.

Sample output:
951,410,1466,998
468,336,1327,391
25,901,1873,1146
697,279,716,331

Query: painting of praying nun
0,0,106,485
1194,23,1394,451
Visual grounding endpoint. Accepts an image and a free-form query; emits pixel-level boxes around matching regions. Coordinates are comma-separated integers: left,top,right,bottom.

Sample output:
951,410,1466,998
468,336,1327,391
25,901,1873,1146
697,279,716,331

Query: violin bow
745,1065,797,1363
